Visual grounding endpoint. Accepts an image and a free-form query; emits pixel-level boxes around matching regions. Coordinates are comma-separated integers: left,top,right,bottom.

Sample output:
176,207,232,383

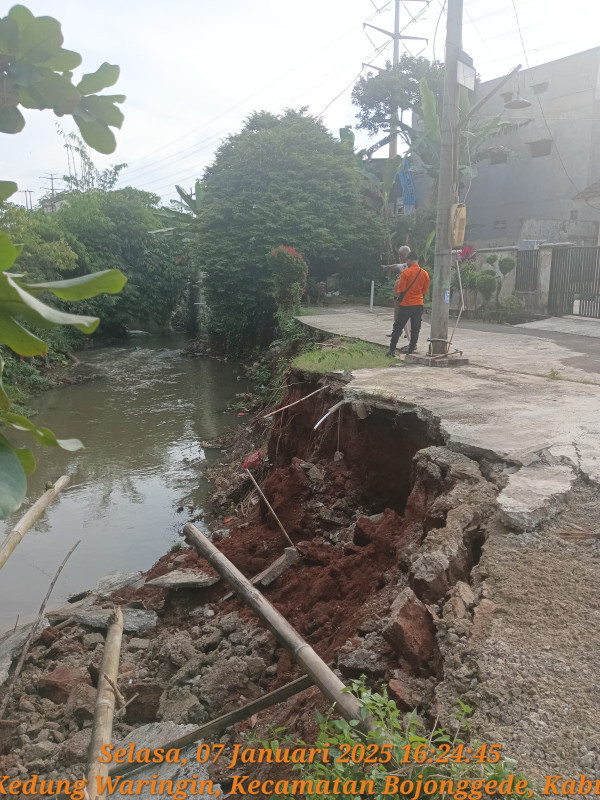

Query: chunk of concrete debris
146,570,220,590
0,621,49,686
95,570,145,597
83,632,105,649
112,722,219,800
308,465,325,481
128,638,150,651
444,581,475,620
47,605,157,633
383,587,438,670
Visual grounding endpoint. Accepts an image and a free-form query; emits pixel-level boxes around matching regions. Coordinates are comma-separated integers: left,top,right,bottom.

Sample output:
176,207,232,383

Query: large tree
351,56,444,144
197,109,384,353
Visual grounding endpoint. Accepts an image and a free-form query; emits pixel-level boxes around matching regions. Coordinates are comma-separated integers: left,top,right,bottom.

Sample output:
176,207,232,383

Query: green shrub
498,257,516,276
269,678,534,799
475,272,498,302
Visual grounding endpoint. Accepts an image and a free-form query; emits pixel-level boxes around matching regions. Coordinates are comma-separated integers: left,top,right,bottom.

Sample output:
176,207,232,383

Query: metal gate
515,250,539,292
548,246,600,317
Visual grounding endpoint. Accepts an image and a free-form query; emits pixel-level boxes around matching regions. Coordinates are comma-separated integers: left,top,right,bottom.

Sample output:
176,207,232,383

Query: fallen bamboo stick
0,475,70,572
108,673,313,778
183,523,368,733
87,607,124,800
0,539,80,720
257,385,326,420
244,469,295,549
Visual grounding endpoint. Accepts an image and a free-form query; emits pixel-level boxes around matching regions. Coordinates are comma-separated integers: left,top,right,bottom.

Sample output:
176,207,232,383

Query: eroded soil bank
0,369,597,788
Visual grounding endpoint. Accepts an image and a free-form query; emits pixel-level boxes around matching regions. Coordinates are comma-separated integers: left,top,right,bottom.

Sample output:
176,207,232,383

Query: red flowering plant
267,245,309,310
459,245,474,262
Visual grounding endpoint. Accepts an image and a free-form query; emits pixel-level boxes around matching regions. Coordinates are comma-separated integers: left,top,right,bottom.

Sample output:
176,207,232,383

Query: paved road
296,304,600,528
298,306,600,380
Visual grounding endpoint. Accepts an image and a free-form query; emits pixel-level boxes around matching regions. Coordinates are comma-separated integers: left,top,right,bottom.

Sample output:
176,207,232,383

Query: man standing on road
382,245,412,341
387,251,430,357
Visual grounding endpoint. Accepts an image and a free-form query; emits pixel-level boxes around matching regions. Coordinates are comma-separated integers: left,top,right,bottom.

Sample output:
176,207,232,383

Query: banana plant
410,77,531,185
358,155,404,263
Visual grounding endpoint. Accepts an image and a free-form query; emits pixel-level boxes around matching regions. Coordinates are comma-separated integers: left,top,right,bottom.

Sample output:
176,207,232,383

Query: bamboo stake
0,539,80,720
183,523,368,733
87,607,124,800
0,475,70,572
257,385,326,420
244,469,295,549
108,674,313,779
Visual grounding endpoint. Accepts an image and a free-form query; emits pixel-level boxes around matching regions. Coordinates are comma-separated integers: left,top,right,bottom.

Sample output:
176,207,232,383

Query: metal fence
515,250,539,292
549,246,600,318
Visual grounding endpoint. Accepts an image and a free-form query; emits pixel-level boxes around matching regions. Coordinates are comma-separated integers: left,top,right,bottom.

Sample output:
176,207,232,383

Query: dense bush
196,109,384,354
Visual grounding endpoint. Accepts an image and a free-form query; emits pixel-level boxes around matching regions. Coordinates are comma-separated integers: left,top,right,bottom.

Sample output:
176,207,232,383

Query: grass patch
293,338,393,373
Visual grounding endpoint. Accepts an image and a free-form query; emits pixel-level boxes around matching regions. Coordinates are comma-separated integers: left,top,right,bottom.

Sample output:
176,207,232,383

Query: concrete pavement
297,306,600,528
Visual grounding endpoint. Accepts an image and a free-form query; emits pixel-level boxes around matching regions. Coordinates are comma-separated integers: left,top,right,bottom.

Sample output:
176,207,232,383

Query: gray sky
3,0,600,207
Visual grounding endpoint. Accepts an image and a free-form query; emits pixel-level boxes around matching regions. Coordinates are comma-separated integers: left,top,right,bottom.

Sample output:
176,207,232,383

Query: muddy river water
0,334,247,634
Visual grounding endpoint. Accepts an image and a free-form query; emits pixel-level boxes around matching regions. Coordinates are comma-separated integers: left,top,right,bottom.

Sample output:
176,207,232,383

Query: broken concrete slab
146,570,220,590
113,722,219,800
95,570,145,597
47,603,157,633
67,570,144,603
498,463,576,530
0,620,49,686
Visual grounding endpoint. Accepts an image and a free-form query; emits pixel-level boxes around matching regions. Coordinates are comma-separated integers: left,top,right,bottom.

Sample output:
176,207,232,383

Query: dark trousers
389,305,423,353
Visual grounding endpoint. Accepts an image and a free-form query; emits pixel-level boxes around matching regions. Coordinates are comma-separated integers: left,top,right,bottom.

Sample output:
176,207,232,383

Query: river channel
0,334,248,634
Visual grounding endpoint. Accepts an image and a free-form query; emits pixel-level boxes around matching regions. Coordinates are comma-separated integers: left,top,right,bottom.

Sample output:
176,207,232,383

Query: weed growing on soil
293,339,391,373
271,678,536,800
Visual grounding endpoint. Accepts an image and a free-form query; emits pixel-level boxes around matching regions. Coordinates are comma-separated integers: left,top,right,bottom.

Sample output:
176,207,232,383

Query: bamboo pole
183,523,368,733
87,607,124,800
108,673,313,779
0,539,80,720
0,475,70,572
257,385,326,420
244,469,295,549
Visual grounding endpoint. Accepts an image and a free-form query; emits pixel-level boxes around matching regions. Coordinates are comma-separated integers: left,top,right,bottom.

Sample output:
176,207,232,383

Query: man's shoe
385,351,395,358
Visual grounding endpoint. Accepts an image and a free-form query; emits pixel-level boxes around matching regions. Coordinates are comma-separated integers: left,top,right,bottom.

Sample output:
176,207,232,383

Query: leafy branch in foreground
0,230,126,518
0,3,127,518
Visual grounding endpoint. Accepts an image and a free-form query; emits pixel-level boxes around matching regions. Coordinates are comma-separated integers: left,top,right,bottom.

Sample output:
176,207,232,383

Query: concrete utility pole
429,0,463,355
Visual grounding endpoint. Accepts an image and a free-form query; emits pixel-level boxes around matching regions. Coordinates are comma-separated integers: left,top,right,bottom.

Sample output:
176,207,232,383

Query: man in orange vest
387,251,430,357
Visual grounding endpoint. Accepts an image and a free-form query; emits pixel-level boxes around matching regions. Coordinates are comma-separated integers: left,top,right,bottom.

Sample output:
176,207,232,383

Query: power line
122,2,395,179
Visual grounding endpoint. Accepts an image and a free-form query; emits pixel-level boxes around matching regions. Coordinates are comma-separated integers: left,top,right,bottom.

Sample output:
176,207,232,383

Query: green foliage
475,272,497,303
293,339,392,373
276,678,534,800
59,130,127,193
498,256,516,276
50,188,193,334
500,294,522,315
0,4,128,518
267,246,308,310
351,56,444,139
0,4,125,164
197,109,384,354
486,254,498,266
